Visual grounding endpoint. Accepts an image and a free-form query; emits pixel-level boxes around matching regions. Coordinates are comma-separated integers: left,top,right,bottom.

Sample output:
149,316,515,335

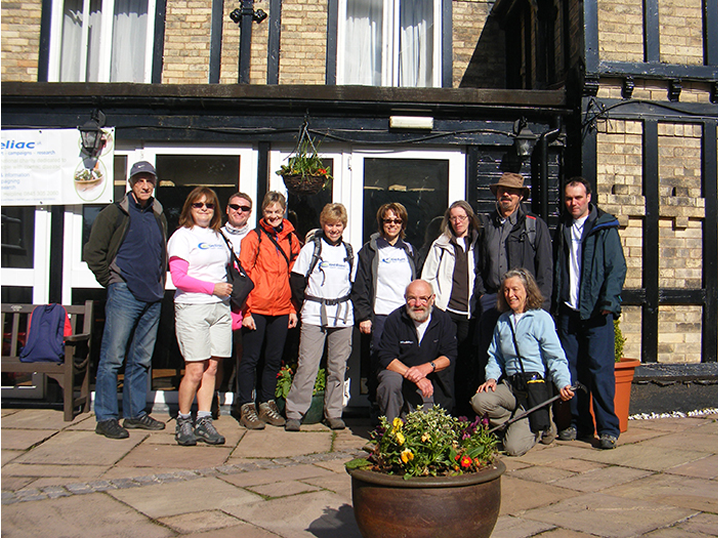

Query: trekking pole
487,382,587,434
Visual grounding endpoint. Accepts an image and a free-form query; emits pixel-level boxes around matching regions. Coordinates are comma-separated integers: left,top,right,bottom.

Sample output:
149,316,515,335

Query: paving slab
558,465,653,493
224,490,362,538
182,522,292,538
1,428,57,450
2,491,174,538
521,491,696,538
300,472,354,501
0,475,38,491
635,431,718,452
514,444,598,465
546,458,607,474
489,515,555,538
499,475,577,516
108,476,261,518
664,454,717,479
1,408,89,430
627,417,708,432
247,479,321,498
2,462,110,481
506,464,577,485
11,430,146,465
587,443,711,472
230,428,332,459
609,473,718,512
156,509,243,534
116,442,233,471
2,448,24,466
219,463,331,488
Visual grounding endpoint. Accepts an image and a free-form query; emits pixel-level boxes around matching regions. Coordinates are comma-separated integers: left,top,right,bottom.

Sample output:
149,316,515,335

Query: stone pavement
1,407,717,538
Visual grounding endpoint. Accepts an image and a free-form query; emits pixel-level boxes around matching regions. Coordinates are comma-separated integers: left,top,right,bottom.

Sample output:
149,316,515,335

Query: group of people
85,163,626,457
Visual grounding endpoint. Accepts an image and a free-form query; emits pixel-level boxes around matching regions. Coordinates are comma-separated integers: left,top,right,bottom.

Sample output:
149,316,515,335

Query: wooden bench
1,301,93,421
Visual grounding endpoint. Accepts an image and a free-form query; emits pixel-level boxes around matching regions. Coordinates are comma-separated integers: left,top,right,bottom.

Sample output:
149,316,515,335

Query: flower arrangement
346,406,499,479
275,364,326,400
276,122,331,195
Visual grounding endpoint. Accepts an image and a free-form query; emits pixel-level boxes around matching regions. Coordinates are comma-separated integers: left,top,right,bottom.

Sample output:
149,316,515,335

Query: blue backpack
19,304,70,363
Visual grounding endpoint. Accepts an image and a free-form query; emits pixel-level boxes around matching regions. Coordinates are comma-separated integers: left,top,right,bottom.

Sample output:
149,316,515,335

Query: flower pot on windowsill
281,173,328,196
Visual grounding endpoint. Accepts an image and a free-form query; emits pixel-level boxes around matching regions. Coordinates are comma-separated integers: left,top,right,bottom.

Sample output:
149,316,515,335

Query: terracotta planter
348,460,506,538
613,358,640,432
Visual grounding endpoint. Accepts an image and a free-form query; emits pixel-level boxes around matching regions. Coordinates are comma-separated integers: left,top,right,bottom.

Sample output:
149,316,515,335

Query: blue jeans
94,283,162,422
557,307,620,437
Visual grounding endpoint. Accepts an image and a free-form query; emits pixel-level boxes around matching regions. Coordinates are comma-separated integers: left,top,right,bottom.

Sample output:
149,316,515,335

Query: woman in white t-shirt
284,204,357,431
167,187,232,447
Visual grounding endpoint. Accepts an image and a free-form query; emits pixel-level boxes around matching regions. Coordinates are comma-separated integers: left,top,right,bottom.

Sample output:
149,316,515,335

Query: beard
406,303,432,323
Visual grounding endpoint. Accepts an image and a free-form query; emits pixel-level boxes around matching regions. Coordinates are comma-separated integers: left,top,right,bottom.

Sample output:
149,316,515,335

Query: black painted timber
642,121,659,363
702,120,718,362
209,0,224,83
152,0,167,84
268,0,281,85
643,0,660,63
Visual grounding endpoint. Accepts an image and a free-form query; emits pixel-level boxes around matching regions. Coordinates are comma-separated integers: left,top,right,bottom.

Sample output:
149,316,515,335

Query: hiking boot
258,400,286,426
285,418,301,432
557,426,577,441
598,434,618,450
539,425,555,445
195,416,225,445
123,414,166,431
239,403,265,430
96,419,129,439
325,417,346,430
175,415,197,446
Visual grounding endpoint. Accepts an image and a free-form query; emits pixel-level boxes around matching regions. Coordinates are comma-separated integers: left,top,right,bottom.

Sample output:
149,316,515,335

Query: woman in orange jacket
237,191,301,429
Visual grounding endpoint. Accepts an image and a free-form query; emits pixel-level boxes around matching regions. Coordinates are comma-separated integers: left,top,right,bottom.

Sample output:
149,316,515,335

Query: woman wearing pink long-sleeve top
167,187,232,447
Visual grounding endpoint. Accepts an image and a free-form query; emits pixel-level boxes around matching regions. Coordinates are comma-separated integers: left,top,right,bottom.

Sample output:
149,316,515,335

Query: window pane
343,0,383,85
362,158,448,250
111,0,149,82
1,207,35,269
399,0,434,87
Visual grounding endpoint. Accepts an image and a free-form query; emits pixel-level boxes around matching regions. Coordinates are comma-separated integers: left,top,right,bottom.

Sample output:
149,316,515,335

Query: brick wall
277,0,326,85
219,0,269,83
597,0,644,62
1,0,41,82
453,0,503,88
658,0,704,65
658,305,703,363
163,0,213,84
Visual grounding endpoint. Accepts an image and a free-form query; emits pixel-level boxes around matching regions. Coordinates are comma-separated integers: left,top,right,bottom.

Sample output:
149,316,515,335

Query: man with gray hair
376,279,457,420
84,161,168,439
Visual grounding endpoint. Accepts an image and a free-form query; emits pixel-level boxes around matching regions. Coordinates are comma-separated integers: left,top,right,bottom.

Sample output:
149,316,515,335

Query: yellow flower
392,417,403,432
396,432,405,445
400,449,414,464
421,432,430,443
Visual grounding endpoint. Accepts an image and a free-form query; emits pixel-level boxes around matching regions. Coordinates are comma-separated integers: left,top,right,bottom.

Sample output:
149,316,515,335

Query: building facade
1,0,716,405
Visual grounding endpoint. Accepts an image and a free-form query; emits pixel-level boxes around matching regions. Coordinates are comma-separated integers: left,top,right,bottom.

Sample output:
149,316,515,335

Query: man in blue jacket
376,280,457,420
552,177,626,449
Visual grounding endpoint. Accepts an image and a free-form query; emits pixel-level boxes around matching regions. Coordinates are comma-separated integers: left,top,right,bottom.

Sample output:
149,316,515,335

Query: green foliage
275,138,332,180
614,318,626,363
355,406,499,479
275,365,326,400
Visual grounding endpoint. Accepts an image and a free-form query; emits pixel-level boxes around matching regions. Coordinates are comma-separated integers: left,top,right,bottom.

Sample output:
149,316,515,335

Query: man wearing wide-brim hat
474,171,553,380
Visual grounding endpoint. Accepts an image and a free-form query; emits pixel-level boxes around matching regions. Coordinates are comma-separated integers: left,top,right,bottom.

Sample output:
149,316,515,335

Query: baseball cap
129,161,157,181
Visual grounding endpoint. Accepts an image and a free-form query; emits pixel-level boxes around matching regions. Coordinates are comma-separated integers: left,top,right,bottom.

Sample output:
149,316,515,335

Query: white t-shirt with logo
167,226,230,304
374,244,413,316
292,238,357,327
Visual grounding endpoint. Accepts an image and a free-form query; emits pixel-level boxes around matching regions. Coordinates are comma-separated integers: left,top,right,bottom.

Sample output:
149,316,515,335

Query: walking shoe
325,417,346,430
123,414,166,430
175,416,197,446
557,426,577,441
258,400,286,426
285,418,301,432
539,426,555,445
598,434,618,450
194,416,225,445
96,419,129,439
239,403,265,430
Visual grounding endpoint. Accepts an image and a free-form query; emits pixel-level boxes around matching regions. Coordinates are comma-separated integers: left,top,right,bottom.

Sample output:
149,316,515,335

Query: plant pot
275,390,325,424
282,173,327,195
586,358,641,433
348,460,506,538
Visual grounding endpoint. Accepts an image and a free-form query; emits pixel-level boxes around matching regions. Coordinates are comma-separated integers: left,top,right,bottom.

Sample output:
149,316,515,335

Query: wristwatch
430,361,436,372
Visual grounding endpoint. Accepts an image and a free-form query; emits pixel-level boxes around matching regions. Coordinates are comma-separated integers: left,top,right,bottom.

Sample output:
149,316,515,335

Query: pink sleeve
169,257,216,295
231,309,243,331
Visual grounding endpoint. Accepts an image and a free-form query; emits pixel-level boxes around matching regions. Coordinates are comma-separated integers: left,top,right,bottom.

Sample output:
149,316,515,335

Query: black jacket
377,305,457,412
475,205,553,310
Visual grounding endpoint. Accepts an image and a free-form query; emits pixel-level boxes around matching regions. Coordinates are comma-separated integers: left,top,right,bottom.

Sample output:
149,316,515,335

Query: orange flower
460,455,472,468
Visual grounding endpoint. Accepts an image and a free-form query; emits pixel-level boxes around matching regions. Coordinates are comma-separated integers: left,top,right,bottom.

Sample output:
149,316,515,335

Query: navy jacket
377,305,458,412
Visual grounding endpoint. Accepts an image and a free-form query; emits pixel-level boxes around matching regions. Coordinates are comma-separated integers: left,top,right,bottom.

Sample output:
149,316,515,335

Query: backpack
19,304,72,363
305,229,354,281
524,214,537,249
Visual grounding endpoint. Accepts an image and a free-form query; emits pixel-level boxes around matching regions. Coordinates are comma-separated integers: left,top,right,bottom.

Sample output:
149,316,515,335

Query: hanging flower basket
276,121,332,196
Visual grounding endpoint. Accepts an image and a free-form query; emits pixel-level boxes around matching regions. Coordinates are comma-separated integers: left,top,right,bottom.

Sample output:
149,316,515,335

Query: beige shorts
174,302,232,361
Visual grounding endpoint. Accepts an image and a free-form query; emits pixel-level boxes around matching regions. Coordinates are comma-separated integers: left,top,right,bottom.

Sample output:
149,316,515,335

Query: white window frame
336,0,442,87
47,0,156,83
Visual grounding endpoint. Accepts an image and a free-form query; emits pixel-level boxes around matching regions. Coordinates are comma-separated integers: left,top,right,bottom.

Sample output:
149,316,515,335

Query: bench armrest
65,333,90,343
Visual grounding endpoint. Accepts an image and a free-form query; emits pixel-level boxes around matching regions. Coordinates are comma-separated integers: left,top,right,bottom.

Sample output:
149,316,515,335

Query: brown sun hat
489,172,530,198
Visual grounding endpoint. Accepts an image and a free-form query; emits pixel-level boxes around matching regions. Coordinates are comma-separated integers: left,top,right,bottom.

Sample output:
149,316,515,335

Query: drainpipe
230,0,267,83
537,121,561,222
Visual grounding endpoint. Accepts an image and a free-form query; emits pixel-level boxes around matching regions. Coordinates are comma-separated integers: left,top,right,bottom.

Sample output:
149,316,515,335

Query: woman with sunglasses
236,191,301,430
167,187,232,446
421,200,482,417
352,203,417,416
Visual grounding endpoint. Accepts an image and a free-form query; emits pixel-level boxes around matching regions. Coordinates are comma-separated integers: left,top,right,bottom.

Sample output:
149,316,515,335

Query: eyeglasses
383,218,403,225
228,204,251,212
449,215,468,223
406,295,432,305
191,202,215,210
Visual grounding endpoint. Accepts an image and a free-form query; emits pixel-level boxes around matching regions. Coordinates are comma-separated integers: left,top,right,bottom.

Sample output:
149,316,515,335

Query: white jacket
421,230,479,316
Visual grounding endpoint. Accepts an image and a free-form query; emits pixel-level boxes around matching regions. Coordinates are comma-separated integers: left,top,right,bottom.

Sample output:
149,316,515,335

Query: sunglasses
228,204,251,212
383,218,403,225
191,202,215,210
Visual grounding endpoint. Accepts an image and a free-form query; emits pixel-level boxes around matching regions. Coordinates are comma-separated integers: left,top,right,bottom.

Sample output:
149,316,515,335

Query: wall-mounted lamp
78,119,104,156
513,118,536,158
389,116,434,130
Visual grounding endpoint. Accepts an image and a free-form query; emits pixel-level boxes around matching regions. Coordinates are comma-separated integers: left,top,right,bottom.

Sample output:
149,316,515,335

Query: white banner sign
1,128,115,206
